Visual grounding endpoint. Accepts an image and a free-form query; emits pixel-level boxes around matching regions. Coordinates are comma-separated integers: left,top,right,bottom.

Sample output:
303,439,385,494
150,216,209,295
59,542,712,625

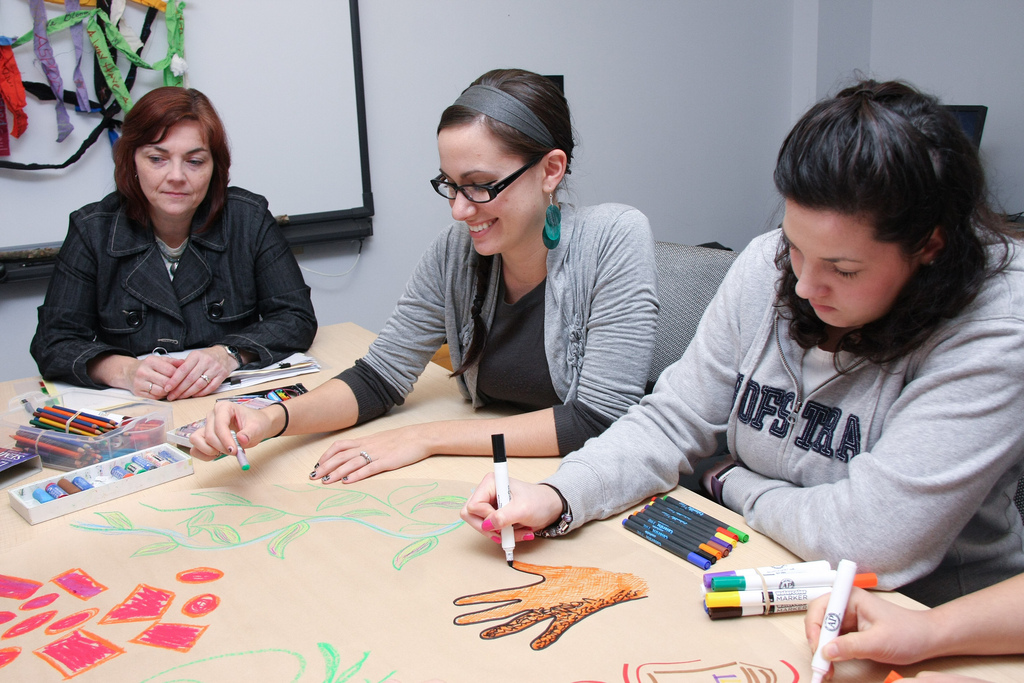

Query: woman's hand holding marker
460,475,563,544
189,402,277,462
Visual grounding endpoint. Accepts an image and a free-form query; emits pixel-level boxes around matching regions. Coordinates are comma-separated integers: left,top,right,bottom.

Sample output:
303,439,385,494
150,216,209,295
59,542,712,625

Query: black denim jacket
31,187,317,388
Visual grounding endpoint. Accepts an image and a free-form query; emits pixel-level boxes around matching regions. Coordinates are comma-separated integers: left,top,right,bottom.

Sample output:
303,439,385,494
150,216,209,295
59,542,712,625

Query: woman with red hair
31,87,316,400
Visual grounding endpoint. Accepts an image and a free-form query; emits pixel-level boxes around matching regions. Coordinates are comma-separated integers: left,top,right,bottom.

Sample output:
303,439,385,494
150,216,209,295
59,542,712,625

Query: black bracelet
271,401,289,438
535,483,573,538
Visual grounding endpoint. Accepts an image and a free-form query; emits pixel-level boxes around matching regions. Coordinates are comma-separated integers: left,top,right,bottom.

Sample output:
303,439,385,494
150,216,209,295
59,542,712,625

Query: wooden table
1,322,1021,682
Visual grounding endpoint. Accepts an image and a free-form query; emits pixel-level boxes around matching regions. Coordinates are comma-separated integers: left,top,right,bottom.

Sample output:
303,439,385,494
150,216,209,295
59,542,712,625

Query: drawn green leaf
267,521,310,559
192,491,252,506
241,509,286,526
335,650,371,683
315,491,367,511
131,541,179,557
186,508,215,537
203,524,241,545
387,482,437,509
317,642,341,683
95,511,133,530
411,495,466,512
339,508,389,519
393,536,437,570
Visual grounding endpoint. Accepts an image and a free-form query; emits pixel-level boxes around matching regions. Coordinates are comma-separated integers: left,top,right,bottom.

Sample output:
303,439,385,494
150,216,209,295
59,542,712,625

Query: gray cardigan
359,203,659,424
548,229,1024,605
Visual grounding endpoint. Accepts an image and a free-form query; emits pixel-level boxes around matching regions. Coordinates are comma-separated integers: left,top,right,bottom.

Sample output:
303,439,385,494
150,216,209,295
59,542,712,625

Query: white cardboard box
8,443,194,525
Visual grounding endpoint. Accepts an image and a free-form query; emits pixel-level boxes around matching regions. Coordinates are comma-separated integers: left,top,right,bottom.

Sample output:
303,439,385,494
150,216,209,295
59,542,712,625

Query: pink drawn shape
51,569,108,600
34,629,125,679
2,610,57,639
99,584,174,624
131,621,208,652
175,567,224,584
0,574,42,600
0,646,20,669
181,593,220,618
0,612,15,625
21,593,60,610
46,609,100,635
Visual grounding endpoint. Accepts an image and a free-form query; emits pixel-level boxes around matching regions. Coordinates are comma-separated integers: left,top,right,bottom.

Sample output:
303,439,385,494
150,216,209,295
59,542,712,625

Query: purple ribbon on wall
64,0,91,112
28,0,73,142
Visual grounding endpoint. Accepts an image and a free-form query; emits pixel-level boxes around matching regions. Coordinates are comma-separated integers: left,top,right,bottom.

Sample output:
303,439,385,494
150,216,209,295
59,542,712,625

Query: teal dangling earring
543,193,561,249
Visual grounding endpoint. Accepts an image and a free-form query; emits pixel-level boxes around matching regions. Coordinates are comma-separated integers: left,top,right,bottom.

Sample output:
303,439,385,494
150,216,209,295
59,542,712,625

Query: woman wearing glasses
190,68,658,482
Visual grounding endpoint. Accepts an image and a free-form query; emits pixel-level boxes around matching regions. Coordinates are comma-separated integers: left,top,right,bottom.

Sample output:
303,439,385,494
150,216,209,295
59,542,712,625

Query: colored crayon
622,517,711,570
71,476,94,490
131,455,156,471
46,405,118,427
30,417,96,437
32,488,55,504
627,514,718,563
110,465,132,479
45,483,69,499
57,479,82,495
12,433,81,459
124,461,147,474
34,407,105,433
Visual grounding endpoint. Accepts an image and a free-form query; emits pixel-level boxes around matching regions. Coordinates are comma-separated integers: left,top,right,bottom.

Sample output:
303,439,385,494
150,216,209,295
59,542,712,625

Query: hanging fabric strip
0,44,28,138
164,0,185,86
64,0,91,111
29,0,74,141
0,101,9,156
85,13,133,112
109,0,144,53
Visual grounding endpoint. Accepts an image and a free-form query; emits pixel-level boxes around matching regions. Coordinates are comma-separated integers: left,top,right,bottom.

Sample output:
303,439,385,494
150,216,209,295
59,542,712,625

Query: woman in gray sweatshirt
464,79,1024,607
191,69,658,483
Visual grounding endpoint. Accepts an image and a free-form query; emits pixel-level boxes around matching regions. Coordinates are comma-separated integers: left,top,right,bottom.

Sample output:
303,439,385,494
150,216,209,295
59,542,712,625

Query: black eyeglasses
430,157,540,204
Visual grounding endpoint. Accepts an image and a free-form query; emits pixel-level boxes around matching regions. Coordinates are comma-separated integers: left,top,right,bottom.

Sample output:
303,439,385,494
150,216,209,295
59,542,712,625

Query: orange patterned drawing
34,629,125,678
613,658,801,682
51,568,108,600
99,584,175,624
176,567,225,584
454,561,648,651
181,593,220,618
130,621,209,652
45,609,101,635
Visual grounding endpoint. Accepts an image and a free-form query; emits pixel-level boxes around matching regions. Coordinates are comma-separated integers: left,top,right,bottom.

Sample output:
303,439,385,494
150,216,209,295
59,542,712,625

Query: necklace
155,237,188,278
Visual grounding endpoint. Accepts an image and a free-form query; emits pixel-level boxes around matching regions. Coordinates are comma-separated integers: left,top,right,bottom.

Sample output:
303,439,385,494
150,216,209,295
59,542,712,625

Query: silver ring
200,374,211,383
360,451,372,464
147,381,153,393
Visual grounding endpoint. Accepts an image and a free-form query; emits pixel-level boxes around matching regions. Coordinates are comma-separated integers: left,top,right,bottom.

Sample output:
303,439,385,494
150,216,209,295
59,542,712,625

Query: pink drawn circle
20,593,59,610
181,594,220,618
176,567,224,584
45,608,100,635
2,611,57,639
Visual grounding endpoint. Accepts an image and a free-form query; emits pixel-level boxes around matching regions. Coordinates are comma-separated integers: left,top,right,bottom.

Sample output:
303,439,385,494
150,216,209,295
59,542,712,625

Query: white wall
3,1,1022,383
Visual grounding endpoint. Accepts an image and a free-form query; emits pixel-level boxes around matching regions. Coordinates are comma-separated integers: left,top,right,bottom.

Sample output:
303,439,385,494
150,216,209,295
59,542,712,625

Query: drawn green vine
70,482,465,570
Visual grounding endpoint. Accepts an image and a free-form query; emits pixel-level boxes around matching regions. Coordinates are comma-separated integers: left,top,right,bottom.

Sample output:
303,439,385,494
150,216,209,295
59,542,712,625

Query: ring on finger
200,374,211,383
148,381,153,393
360,451,372,464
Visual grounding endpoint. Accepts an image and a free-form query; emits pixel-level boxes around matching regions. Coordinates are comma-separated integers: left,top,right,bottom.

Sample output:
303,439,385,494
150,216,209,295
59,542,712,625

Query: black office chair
1015,477,1024,522
647,241,738,391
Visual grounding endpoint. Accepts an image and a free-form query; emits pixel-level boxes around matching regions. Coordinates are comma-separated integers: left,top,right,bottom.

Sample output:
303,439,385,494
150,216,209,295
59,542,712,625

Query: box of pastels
7,443,194,525
1,389,172,471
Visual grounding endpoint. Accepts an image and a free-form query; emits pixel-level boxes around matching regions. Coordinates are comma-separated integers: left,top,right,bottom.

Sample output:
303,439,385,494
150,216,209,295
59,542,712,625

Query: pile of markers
10,404,153,470
701,559,877,620
30,450,175,504
622,495,750,570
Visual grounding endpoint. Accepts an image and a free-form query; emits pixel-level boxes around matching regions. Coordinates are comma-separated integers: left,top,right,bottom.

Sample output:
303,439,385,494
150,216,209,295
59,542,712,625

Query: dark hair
439,69,575,377
113,87,231,233
773,78,1011,364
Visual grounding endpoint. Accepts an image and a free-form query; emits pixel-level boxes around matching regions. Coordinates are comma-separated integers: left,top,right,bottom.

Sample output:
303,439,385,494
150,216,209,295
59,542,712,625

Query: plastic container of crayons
2,389,172,471
7,443,193,525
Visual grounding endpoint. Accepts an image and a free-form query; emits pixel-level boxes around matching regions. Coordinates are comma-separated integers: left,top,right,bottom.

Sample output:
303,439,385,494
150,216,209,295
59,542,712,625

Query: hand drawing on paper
454,561,648,651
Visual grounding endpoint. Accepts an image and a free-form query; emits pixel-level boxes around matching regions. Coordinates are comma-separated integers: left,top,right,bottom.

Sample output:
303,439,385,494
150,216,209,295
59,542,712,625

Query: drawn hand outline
454,561,648,650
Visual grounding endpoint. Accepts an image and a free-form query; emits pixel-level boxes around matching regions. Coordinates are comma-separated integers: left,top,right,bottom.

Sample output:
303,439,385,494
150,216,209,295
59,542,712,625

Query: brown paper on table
0,478,892,682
